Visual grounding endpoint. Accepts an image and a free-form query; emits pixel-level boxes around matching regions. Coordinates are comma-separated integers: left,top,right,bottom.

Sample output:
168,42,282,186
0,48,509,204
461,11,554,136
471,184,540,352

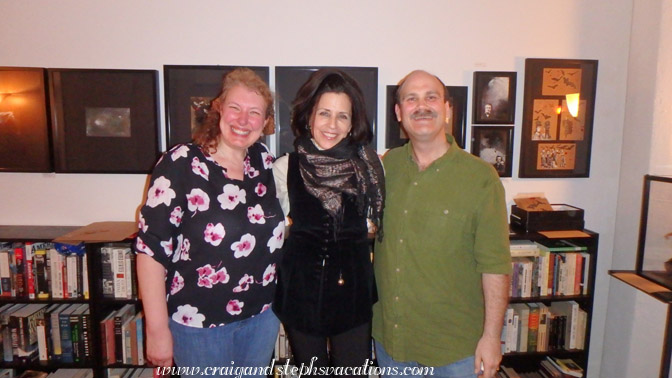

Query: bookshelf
0,225,143,378
500,227,598,377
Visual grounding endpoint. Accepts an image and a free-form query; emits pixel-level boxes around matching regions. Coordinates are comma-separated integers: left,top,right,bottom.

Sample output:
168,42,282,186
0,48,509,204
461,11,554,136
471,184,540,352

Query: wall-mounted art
470,125,514,177
472,71,517,125
275,66,378,156
385,85,467,149
164,65,270,150
519,59,598,178
49,69,160,173
0,67,52,172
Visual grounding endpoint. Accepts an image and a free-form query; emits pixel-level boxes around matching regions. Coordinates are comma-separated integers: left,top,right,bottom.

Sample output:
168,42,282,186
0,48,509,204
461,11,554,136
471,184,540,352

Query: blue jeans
374,340,478,378
170,309,280,377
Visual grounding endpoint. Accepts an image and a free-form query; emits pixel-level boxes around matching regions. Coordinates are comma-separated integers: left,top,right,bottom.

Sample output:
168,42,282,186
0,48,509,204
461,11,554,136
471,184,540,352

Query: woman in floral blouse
135,68,285,373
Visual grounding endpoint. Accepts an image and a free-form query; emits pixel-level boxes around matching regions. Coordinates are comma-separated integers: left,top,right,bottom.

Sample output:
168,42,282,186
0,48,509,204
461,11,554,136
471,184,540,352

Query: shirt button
399,239,403,243
413,182,418,186
395,296,399,301
443,209,449,214
436,168,440,172
403,210,408,214
394,324,399,329
395,268,400,273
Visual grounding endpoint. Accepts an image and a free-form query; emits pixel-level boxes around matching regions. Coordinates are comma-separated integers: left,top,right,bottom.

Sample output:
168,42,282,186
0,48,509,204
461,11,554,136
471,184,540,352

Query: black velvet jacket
273,153,377,336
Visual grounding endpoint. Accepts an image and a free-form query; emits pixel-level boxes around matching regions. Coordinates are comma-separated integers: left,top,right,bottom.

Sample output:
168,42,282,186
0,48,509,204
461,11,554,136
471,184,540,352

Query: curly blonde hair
193,68,275,153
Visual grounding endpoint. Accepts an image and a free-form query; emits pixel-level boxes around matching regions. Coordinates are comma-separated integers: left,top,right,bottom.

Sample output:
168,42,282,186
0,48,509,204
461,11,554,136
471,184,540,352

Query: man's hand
474,335,502,377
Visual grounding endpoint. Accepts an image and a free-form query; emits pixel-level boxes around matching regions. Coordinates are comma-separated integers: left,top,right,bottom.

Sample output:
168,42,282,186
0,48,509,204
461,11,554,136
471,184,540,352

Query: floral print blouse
135,143,285,328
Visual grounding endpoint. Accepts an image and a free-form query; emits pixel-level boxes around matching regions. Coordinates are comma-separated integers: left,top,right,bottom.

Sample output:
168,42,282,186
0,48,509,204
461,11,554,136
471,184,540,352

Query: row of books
498,356,583,378
100,304,145,366
0,242,88,300
0,303,91,363
107,368,153,378
274,323,292,361
0,369,94,378
509,239,590,298
502,301,587,354
100,244,137,300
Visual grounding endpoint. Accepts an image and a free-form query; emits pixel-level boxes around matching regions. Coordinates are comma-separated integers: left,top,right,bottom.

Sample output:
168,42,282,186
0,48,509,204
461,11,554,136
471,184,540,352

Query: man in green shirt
372,70,511,378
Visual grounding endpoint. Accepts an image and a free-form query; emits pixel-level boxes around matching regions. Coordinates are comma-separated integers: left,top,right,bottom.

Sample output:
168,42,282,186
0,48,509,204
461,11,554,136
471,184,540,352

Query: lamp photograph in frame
519,58,598,178
275,66,378,156
385,85,467,149
472,71,516,125
164,65,270,150
470,125,514,177
49,69,160,173
0,67,52,172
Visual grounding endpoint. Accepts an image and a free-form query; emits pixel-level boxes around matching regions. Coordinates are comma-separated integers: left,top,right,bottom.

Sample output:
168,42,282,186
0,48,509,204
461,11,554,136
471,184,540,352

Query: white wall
0,1,636,376
602,1,672,377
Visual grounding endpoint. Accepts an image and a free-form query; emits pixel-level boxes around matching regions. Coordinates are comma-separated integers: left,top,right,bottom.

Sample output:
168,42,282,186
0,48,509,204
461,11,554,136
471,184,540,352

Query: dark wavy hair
193,68,275,153
290,69,372,145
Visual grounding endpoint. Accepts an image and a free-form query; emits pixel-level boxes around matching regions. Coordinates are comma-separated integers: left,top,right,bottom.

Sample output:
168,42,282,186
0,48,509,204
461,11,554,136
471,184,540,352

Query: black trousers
286,322,371,377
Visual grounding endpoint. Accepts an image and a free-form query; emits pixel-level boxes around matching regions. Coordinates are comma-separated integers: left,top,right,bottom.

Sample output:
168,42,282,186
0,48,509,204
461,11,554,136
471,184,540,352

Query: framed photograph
49,69,160,173
385,85,467,149
164,65,270,150
472,71,517,124
275,66,378,156
470,125,514,177
519,58,598,178
0,67,52,172
636,175,672,291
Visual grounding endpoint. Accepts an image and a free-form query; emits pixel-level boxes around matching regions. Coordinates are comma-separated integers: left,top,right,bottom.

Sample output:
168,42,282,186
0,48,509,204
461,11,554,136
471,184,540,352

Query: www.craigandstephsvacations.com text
154,358,435,377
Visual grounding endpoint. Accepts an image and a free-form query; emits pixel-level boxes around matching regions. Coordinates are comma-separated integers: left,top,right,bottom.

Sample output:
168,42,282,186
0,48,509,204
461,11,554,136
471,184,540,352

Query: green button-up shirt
372,135,511,366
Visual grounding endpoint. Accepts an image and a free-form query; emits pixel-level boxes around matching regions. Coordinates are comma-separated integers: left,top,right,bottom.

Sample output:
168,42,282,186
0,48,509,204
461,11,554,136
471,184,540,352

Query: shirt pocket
414,207,471,254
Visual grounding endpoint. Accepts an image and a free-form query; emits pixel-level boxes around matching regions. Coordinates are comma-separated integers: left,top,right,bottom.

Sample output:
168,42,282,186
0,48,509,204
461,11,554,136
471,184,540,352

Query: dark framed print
385,85,467,149
470,125,514,177
275,66,378,156
164,65,270,150
472,71,517,124
48,69,160,173
519,58,598,178
0,67,52,172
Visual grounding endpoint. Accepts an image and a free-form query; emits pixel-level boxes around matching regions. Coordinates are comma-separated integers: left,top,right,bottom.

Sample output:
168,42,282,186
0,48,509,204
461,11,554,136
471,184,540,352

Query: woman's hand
146,324,174,367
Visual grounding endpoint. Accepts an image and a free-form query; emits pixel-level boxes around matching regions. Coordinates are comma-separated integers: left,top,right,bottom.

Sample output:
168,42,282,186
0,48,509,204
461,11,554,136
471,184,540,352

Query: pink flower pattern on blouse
135,143,284,327
231,233,256,258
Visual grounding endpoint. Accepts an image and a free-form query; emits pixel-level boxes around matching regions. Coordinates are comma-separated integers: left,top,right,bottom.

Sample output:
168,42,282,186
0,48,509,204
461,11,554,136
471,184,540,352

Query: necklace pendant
337,274,345,286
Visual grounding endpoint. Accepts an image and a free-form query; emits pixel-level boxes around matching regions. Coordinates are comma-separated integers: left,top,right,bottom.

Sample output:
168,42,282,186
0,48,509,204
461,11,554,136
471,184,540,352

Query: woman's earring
307,124,311,130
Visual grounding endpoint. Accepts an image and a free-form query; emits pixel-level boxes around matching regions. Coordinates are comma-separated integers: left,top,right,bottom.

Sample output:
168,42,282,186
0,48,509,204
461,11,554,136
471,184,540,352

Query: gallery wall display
385,85,467,149
0,67,52,172
519,59,598,178
164,65,270,150
470,125,514,177
275,66,378,156
49,69,161,173
472,71,517,125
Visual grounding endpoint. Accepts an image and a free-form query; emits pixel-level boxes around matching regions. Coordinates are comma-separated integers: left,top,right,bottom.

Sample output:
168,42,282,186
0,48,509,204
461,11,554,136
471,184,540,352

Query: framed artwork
49,69,161,173
275,66,378,156
470,125,514,177
0,67,52,172
164,65,270,150
472,71,517,124
385,85,467,149
519,58,598,178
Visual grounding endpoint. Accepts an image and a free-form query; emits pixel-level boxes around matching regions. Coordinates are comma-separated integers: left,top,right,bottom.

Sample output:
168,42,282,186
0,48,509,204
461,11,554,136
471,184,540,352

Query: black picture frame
275,66,378,156
635,175,672,291
0,67,52,172
470,125,514,177
48,69,160,173
472,71,517,124
163,65,270,150
519,58,598,178
385,85,467,149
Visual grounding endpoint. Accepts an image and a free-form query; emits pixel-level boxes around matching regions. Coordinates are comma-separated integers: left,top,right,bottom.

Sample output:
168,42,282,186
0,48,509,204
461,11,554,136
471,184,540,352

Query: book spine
82,310,91,361
24,243,35,299
59,311,74,363
36,318,48,361
0,251,11,297
34,249,49,299
14,247,25,298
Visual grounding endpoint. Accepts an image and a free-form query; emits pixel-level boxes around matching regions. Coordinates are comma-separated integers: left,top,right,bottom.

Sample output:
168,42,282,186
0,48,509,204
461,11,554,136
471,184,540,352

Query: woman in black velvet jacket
272,69,384,376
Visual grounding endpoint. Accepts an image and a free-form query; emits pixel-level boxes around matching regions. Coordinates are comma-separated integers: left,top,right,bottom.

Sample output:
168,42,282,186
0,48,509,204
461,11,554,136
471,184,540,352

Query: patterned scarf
295,135,385,240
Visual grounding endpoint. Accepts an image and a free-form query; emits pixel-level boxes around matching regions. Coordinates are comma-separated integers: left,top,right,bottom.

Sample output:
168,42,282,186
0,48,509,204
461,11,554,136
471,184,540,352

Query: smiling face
395,71,451,143
218,84,269,152
309,92,353,150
